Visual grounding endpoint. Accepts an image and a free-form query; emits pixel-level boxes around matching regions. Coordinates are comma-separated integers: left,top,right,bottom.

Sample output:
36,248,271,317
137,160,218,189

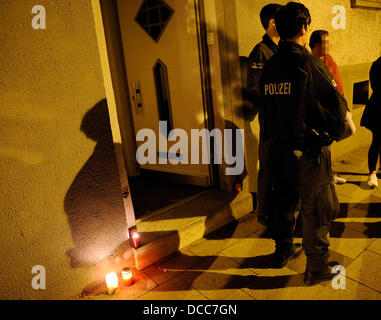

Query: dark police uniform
260,41,348,272
248,34,279,101
247,34,278,226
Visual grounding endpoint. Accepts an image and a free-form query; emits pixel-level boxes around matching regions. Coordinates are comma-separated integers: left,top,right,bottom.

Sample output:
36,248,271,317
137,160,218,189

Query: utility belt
271,129,333,149
302,129,334,155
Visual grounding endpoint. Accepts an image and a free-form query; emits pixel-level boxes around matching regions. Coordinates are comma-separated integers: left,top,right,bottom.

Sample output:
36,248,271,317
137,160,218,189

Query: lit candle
121,268,133,286
105,272,119,295
131,232,141,248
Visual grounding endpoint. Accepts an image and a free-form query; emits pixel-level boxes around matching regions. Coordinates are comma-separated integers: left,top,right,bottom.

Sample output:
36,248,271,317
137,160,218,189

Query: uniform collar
262,34,278,53
279,40,310,54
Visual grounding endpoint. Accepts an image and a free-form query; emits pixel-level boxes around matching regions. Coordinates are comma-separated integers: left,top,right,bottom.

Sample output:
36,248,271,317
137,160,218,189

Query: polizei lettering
264,82,291,95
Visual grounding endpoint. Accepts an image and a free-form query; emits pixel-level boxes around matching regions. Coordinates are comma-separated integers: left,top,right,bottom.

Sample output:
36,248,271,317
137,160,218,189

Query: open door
117,0,212,187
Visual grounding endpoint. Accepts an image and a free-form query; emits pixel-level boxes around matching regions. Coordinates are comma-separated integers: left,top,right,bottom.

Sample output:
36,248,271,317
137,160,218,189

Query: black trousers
257,138,273,225
269,145,339,272
368,130,381,172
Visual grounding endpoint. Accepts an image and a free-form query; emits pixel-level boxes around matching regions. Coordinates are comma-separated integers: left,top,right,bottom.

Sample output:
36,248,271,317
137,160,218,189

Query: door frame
194,0,219,189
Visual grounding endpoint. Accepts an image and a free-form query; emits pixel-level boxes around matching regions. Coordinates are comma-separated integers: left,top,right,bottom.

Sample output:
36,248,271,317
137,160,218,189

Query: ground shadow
331,194,381,238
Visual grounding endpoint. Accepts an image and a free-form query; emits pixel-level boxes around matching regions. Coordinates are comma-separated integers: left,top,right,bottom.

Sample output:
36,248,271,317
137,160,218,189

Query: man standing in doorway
247,3,284,231
260,2,355,283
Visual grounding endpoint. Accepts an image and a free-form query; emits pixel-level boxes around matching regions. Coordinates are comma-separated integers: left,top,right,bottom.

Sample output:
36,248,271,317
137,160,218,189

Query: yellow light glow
132,232,140,239
122,269,132,279
121,268,133,286
105,272,119,294
131,232,141,248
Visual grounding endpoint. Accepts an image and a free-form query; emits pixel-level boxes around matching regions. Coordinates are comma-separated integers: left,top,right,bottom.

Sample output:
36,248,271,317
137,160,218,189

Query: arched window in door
153,59,173,135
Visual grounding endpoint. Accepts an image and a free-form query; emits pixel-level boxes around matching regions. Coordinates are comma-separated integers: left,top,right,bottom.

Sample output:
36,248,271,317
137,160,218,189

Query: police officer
260,2,355,284
247,3,281,97
248,3,304,268
247,4,284,228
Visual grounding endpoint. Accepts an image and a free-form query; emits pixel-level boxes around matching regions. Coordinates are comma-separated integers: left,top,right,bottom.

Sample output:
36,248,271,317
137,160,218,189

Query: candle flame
122,270,132,280
105,272,118,288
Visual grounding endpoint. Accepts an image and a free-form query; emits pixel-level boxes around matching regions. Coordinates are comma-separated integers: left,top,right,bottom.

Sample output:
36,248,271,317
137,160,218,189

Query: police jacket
259,41,349,152
360,57,381,132
247,34,278,107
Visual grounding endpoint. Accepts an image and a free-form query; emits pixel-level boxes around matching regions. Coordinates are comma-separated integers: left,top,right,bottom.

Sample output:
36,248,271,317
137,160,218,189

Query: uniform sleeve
247,44,266,109
334,66,345,97
309,58,348,140
293,65,309,151
322,55,344,96
330,57,344,96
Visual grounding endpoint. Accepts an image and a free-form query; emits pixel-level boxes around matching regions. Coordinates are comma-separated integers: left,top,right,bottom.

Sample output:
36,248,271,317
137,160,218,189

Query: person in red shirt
310,30,344,95
310,30,349,185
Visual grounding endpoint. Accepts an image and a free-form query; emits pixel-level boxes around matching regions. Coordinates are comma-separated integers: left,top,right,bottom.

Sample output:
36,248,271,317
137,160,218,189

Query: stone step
132,190,254,270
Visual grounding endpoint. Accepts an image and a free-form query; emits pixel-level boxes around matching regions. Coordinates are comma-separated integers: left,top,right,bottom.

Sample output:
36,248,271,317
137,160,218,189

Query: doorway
115,0,215,218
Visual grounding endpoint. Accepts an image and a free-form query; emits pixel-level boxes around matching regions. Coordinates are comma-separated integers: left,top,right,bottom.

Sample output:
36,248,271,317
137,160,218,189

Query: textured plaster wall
0,0,128,299
236,0,381,65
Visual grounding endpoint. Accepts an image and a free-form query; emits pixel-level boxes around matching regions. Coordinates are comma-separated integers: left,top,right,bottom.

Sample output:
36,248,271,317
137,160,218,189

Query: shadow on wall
64,99,129,268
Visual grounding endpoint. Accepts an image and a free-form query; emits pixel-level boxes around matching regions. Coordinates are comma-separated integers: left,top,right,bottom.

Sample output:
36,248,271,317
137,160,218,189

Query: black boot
304,266,336,285
273,243,303,268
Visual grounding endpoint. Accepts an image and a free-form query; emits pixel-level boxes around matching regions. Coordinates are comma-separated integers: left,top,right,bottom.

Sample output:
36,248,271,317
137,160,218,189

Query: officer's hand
343,111,356,138
311,129,334,146
319,133,334,146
